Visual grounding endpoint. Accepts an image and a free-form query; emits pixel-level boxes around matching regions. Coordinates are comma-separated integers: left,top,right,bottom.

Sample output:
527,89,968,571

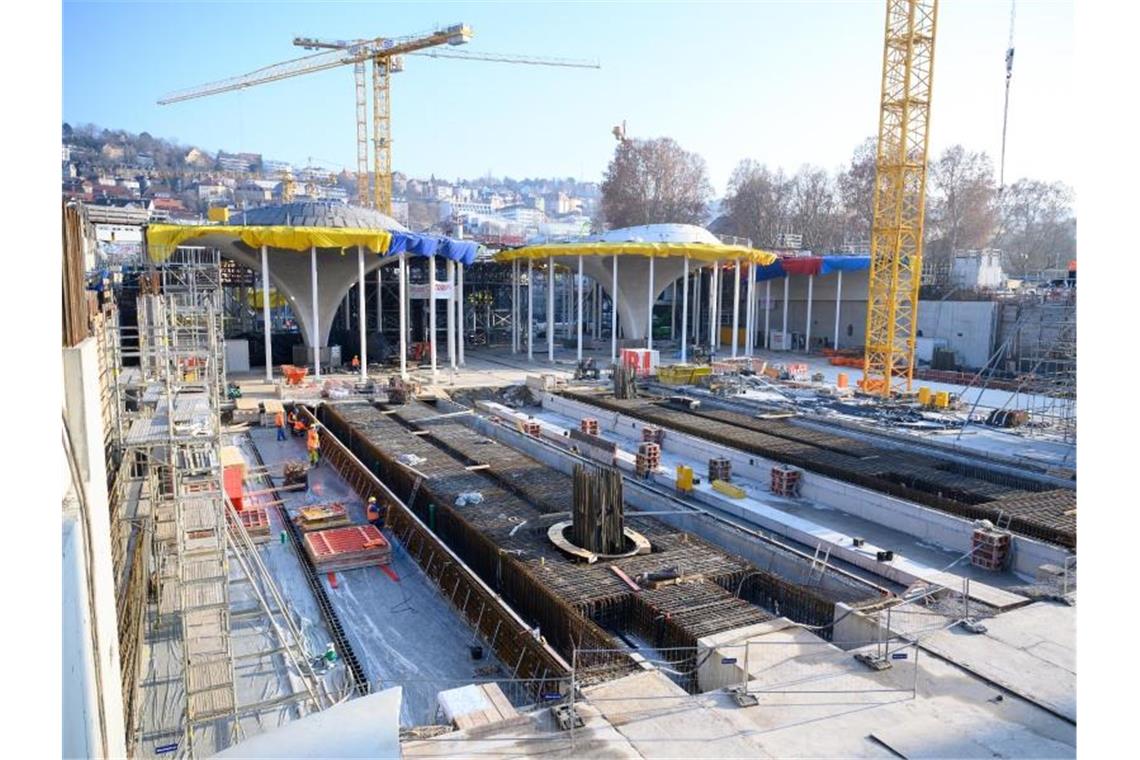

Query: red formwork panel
223,465,244,512
303,525,392,571
237,507,271,542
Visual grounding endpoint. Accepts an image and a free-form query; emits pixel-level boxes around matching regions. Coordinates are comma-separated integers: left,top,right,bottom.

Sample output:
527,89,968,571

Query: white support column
782,275,790,350
670,280,677,341
447,259,457,370
576,255,584,361
731,259,741,358
595,282,602,339
380,264,389,330
681,255,689,363
745,263,754,357
834,269,843,350
764,280,772,349
457,264,465,366
646,255,655,351
805,274,814,354
610,254,618,364
547,257,555,362
260,244,272,381
429,254,438,380
398,253,407,379
527,258,534,361
357,246,367,380
511,260,519,354
311,245,321,379
692,268,700,341
708,265,717,350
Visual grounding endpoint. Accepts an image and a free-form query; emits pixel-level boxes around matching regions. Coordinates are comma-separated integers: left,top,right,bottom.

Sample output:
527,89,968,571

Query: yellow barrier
658,365,712,386
676,465,694,493
711,479,746,499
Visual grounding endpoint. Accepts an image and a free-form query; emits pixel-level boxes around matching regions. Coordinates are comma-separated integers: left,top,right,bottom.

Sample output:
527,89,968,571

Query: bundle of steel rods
572,463,626,554
612,363,638,399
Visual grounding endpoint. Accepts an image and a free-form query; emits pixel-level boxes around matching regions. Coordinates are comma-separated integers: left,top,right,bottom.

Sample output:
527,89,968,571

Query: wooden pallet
295,503,352,532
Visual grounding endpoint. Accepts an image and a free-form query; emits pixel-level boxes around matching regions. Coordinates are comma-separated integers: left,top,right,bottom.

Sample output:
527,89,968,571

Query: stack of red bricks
770,465,801,497
580,418,600,436
641,425,664,444
708,457,732,483
970,527,1011,571
522,420,542,437
637,442,661,477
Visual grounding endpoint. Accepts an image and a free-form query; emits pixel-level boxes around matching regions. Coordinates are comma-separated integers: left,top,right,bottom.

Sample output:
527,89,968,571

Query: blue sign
155,743,179,754
721,657,738,665
541,692,563,702
891,652,908,660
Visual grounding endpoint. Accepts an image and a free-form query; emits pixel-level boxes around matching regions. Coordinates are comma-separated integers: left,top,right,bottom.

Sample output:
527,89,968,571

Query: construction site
59,3,1079,758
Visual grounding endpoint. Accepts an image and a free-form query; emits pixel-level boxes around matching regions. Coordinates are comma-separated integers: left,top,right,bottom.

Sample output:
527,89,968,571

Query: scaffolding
108,247,333,757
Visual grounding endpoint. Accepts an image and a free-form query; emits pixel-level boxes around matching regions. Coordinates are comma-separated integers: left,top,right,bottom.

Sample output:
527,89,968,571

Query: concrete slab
917,602,1076,723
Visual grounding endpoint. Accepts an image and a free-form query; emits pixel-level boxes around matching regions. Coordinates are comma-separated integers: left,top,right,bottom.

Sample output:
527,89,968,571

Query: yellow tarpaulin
492,241,777,266
145,224,393,262
248,289,288,309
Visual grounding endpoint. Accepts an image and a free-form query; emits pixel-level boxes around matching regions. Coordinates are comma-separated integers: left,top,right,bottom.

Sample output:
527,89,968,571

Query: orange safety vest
275,412,285,428
351,356,360,368
293,418,306,431
307,429,320,451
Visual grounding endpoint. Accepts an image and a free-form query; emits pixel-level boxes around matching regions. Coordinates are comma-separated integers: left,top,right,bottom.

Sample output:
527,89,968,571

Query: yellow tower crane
861,0,939,397
158,25,599,214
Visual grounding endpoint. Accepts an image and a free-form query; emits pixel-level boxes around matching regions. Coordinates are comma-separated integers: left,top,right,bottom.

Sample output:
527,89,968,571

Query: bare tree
995,179,1076,276
722,160,793,248
926,145,999,262
836,137,877,246
789,166,844,252
600,137,712,229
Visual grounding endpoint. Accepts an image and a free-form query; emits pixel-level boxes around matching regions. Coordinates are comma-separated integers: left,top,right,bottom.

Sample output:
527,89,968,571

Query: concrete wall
62,339,127,759
916,301,998,370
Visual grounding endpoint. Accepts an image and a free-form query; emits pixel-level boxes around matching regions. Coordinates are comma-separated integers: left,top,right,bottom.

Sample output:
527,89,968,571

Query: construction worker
366,496,384,529
275,409,286,441
351,354,361,371
306,424,321,467
291,411,306,438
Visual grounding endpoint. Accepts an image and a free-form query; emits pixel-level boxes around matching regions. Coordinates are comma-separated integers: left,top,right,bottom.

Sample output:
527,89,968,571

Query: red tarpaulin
779,257,823,276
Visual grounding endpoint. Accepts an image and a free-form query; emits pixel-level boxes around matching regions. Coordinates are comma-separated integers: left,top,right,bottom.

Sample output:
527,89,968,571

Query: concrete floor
404,604,1076,758
246,426,513,727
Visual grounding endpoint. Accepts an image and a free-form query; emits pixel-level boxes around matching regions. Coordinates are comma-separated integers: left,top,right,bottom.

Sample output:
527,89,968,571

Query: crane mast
862,0,939,397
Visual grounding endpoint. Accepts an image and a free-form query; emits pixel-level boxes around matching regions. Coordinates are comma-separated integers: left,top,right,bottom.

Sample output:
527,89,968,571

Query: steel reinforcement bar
562,391,1075,549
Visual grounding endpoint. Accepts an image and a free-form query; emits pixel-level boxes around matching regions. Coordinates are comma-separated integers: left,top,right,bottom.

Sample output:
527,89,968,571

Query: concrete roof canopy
230,200,409,232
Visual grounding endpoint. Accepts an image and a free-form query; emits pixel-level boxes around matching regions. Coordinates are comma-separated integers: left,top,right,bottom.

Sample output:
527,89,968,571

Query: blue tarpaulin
386,232,478,265
752,255,871,280
820,255,871,274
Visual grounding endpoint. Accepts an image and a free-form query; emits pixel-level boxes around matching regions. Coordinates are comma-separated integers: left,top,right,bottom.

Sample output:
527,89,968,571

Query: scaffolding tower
108,247,335,757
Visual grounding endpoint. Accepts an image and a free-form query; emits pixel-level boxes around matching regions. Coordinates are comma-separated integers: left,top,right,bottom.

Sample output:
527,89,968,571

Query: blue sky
63,0,1074,194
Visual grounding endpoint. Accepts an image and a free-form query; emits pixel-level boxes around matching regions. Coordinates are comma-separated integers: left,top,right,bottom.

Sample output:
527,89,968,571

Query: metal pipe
260,244,271,381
